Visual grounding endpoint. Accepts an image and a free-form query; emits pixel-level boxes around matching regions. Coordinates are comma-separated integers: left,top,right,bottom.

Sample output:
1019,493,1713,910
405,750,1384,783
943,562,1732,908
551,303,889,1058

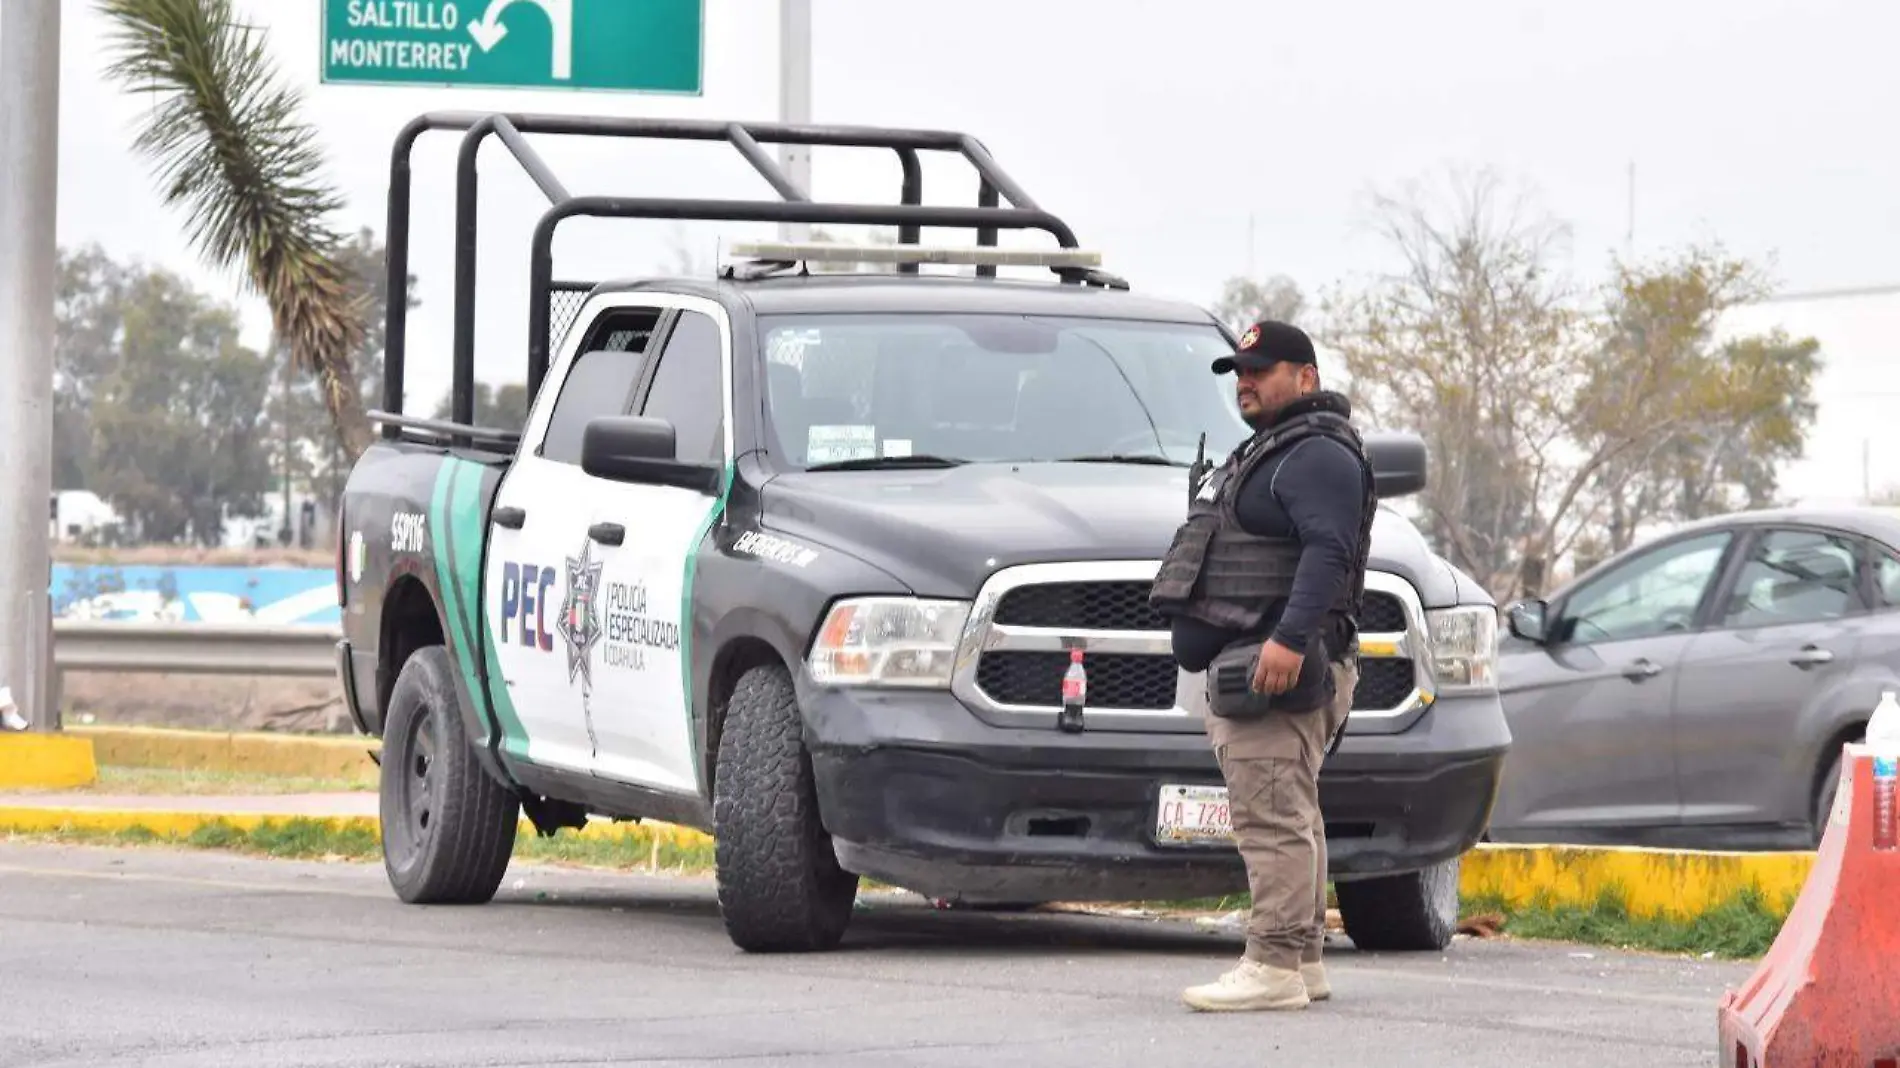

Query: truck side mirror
1506,599,1550,644
1364,432,1428,499
580,416,721,493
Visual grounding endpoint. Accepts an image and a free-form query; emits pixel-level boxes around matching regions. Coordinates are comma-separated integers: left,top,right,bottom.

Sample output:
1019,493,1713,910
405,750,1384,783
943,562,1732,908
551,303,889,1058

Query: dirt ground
60,673,353,735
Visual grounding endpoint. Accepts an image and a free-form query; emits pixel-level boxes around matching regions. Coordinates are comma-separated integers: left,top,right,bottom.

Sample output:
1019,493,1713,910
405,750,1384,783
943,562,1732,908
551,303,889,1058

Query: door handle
493,506,526,530
1791,645,1835,668
588,521,625,546
1622,658,1662,681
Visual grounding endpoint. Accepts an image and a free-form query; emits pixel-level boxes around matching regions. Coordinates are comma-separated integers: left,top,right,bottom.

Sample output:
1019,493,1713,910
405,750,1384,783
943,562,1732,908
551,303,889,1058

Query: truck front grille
958,565,1428,725
977,651,1179,710
993,581,1168,631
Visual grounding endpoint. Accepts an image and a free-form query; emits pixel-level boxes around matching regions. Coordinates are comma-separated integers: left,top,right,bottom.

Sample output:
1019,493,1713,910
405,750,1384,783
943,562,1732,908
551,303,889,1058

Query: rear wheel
1335,855,1461,952
712,662,860,952
379,645,520,904
1811,732,1863,846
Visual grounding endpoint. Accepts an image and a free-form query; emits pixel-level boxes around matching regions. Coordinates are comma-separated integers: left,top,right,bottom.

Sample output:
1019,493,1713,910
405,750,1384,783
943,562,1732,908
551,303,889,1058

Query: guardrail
51,621,341,678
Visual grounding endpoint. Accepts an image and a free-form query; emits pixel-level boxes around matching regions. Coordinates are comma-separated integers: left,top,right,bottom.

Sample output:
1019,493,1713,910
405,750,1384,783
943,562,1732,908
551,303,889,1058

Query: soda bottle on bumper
1058,649,1086,733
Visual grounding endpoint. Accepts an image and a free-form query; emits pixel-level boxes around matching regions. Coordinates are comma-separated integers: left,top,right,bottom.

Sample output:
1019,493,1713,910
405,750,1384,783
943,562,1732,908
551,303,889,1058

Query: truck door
579,298,731,796
483,302,668,775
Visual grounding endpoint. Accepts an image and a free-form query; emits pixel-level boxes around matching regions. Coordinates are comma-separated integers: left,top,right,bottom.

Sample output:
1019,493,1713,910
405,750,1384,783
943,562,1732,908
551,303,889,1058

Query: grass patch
83,766,375,795
0,817,713,872
1458,887,1789,960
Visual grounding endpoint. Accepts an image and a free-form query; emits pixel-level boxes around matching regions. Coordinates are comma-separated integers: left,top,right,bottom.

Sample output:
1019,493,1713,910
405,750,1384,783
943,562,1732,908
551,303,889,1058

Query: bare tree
1320,168,1584,597
1321,169,1824,600
1213,275,1305,332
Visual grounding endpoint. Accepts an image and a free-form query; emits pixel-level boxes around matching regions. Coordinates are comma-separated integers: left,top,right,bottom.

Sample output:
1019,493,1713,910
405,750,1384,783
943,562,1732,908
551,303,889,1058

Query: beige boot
1301,961,1330,1001
1182,958,1310,1012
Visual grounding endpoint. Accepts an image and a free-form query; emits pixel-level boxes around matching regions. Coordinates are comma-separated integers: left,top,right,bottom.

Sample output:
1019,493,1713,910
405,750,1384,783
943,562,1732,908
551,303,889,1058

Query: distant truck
335,110,1512,954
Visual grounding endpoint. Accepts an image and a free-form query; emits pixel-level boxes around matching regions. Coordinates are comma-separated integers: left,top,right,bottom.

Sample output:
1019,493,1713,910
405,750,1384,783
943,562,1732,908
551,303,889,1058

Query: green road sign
321,0,702,94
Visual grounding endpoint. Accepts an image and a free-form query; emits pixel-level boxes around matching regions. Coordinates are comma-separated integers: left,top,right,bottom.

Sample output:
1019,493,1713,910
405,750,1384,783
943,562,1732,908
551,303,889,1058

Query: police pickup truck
336,111,1511,955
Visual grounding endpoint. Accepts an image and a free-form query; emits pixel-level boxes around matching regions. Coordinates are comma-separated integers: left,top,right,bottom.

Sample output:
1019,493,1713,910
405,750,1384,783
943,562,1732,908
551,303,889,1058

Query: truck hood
759,462,1476,608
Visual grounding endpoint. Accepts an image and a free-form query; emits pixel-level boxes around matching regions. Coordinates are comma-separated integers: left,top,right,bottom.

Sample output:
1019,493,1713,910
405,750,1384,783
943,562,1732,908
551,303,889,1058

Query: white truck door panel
485,457,596,773
483,302,668,776
584,303,731,797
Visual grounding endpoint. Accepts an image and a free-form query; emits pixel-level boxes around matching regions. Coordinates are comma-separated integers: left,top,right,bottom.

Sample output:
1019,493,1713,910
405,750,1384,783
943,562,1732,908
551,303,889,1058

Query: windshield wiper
1054,453,1186,467
803,454,968,472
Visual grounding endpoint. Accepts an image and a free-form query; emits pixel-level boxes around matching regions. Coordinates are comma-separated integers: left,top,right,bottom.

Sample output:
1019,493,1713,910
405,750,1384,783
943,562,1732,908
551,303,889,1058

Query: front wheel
712,662,860,952
1334,855,1462,952
379,645,520,905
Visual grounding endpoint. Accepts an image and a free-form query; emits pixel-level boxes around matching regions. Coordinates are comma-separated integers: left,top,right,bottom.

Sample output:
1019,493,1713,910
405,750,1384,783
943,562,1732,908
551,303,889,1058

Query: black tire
1811,734,1861,846
1335,855,1461,952
379,645,520,905
712,662,860,952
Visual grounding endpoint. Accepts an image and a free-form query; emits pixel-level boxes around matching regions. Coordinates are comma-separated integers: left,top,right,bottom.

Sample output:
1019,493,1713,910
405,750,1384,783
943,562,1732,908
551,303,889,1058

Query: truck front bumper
800,681,1509,904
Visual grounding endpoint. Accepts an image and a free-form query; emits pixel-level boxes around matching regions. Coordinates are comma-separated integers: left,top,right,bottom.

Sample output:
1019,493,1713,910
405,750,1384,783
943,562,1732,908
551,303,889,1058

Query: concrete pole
777,0,811,242
0,0,62,731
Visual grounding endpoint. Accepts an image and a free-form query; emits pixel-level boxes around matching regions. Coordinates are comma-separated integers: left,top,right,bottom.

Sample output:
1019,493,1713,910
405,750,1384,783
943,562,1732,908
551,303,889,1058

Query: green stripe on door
678,462,736,794
428,457,529,762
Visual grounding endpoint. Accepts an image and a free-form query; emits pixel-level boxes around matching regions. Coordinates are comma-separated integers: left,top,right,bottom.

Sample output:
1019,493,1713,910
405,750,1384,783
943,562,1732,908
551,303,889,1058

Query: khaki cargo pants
1199,656,1357,971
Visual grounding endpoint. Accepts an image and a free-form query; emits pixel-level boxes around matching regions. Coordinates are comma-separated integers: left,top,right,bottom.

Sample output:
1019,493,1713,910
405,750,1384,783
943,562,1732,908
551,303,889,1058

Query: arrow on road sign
466,0,572,80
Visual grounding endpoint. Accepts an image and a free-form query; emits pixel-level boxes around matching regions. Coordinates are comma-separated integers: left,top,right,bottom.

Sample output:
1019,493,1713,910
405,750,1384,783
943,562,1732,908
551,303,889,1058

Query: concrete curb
1460,842,1814,921
70,726,379,782
0,734,99,789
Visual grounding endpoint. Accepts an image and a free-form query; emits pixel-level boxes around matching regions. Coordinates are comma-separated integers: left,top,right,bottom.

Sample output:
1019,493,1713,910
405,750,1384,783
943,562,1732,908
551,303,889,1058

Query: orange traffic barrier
1719,743,1900,1067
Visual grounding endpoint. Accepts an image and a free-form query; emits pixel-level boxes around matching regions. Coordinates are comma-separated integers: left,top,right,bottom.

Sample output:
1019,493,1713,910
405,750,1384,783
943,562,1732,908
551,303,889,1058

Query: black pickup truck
335,110,1512,955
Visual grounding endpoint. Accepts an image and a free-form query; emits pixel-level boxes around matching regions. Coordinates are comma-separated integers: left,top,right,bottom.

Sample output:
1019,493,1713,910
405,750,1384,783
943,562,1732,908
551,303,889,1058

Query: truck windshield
757,313,1254,469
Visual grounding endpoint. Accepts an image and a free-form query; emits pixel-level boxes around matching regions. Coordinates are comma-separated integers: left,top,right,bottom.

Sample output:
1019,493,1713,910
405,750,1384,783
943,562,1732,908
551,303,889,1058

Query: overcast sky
19,0,1900,500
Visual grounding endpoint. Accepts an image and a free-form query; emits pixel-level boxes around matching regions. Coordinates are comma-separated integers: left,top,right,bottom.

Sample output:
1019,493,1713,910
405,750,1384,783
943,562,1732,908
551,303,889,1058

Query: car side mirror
1506,599,1550,644
1363,432,1428,499
580,416,721,493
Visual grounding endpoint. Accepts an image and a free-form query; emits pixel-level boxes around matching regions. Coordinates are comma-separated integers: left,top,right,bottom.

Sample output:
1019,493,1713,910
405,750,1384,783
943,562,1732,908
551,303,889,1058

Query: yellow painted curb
0,805,712,851
71,726,379,782
0,734,99,789
1460,842,1814,921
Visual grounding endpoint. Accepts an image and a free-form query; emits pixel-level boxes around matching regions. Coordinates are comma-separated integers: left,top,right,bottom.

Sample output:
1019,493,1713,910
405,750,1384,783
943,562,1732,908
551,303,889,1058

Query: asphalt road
0,842,1747,1068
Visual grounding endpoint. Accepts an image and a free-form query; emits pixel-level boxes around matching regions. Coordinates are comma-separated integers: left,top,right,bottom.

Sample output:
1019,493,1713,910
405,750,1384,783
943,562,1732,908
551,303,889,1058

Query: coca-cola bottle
1058,649,1086,733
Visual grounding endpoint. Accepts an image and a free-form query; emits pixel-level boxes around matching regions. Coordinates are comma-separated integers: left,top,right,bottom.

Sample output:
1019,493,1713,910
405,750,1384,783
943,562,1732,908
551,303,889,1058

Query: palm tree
97,0,372,458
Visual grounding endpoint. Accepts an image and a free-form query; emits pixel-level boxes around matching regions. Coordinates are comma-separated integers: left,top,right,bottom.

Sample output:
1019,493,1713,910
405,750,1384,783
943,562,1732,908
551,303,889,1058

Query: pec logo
499,563,556,651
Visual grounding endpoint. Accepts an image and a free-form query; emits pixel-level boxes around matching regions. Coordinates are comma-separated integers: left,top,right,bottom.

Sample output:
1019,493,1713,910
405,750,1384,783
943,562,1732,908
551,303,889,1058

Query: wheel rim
386,700,442,869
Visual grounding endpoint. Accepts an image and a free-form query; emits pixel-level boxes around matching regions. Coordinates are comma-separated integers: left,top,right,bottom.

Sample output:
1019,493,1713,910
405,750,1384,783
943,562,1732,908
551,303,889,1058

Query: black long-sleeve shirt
1170,434,1369,673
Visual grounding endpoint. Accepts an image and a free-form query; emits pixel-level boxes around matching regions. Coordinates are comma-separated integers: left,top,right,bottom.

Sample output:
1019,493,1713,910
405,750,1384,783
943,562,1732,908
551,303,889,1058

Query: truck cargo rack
377,110,1124,445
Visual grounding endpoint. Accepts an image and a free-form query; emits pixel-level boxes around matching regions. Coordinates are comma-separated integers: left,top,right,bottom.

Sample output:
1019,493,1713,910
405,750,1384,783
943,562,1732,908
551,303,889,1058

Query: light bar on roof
725,240,1103,269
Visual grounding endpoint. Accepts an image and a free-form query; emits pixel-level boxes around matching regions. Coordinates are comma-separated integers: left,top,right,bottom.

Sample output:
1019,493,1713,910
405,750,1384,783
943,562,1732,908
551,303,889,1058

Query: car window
539,308,662,464
1558,530,1733,645
1876,549,1900,607
1716,528,1867,628
638,310,724,465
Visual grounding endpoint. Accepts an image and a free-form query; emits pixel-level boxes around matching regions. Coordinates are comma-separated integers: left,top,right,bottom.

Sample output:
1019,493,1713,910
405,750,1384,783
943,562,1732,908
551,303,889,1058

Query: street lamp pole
0,0,62,731
777,0,811,242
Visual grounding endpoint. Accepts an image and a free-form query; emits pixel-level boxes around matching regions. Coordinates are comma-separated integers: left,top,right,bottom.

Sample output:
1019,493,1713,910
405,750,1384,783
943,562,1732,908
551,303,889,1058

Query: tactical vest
1149,394,1378,640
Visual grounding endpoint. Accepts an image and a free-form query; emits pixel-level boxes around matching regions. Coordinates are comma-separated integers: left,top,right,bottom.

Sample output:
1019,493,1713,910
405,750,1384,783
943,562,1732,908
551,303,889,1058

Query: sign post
322,0,703,94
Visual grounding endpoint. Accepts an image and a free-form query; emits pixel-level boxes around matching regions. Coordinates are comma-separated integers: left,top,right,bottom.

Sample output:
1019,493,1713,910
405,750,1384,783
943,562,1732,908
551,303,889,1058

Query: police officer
1149,319,1376,1013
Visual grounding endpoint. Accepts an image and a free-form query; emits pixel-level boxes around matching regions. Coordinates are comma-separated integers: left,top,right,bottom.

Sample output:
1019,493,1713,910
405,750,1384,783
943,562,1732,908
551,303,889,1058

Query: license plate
1155,784,1234,846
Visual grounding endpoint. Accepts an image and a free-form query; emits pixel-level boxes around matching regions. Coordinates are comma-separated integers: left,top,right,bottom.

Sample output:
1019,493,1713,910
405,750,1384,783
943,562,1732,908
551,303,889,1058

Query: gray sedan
1486,506,1898,851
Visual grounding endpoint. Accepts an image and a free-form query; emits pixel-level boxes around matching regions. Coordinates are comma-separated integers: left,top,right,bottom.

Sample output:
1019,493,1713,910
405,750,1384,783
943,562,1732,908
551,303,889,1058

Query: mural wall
51,565,340,625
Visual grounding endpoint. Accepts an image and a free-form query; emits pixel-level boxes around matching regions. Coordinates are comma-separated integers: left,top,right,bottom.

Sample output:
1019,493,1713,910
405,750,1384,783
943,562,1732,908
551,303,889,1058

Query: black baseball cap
1211,320,1317,375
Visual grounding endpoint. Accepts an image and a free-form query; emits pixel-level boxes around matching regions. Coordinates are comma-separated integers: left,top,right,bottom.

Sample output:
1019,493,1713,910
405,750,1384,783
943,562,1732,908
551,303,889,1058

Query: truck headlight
808,597,971,688
1424,605,1499,692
